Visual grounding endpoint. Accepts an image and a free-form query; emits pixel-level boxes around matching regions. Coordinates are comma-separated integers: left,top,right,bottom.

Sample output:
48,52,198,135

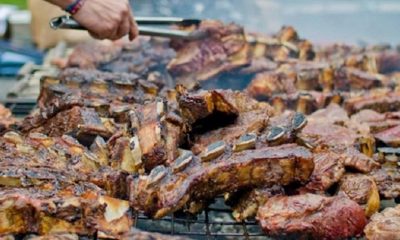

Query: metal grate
3,99,37,118
133,197,268,240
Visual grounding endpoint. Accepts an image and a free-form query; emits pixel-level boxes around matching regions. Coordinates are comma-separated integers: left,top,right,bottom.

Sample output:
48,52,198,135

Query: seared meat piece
0,132,127,197
364,205,400,240
229,185,285,221
338,174,380,217
178,89,239,126
26,234,79,240
129,144,314,219
257,194,367,240
344,89,400,114
305,150,346,192
0,186,132,237
168,20,250,87
307,103,349,125
270,90,344,114
186,90,273,154
22,106,111,143
349,109,400,134
66,41,122,69
246,71,297,100
334,67,387,91
375,125,400,147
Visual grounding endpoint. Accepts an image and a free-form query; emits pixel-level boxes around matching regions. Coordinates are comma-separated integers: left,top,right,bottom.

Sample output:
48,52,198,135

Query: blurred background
0,0,399,97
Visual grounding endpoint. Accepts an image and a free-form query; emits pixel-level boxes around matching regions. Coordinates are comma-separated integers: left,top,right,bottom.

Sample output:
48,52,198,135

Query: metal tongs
50,15,207,40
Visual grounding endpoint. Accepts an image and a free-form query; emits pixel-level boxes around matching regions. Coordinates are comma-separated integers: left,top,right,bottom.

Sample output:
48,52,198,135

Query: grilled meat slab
338,173,380,217
0,186,132,237
257,194,367,240
129,144,313,219
168,20,250,87
364,205,400,240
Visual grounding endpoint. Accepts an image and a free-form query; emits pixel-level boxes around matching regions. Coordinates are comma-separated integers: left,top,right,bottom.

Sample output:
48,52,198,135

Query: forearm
44,0,75,10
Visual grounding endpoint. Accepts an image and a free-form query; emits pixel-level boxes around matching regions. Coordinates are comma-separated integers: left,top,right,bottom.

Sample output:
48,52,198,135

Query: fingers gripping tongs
50,15,206,40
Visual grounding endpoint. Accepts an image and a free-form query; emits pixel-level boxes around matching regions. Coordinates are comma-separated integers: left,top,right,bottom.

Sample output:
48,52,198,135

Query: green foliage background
0,0,27,9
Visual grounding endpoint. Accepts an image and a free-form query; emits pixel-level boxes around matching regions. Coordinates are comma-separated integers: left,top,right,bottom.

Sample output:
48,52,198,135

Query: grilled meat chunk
257,194,367,240
364,205,400,240
375,125,400,147
168,20,250,87
344,89,400,114
66,41,122,69
129,144,314,219
338,174,380,217
305,150,346,192
183,90,273,154
23,106,112,143
0,186,132,237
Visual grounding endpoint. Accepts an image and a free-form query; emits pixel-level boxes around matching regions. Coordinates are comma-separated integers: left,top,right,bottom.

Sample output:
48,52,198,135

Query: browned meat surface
257,194,367,239
22,106,111,141
307,103,349,125
66,41,122,69
168,20,250,87
0,186,132,237
305,150,346,192
184,90,273,154
129,144,314,219
375,125,400,147
364,205,400,240
344,89,400,114
229,185,284,221
338,174,380,217
246,71,297,99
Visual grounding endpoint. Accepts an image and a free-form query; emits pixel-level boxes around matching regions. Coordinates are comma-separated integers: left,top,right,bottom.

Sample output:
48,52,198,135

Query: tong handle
50,16,205,40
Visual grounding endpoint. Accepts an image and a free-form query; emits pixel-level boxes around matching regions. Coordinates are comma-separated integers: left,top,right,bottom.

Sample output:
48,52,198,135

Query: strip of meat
128,144,313,219
168,20,250,87
0,186,132,237
375,125,400,147
257,194,367,240
344,89,400,114
338,173,380,217
364,205,400,240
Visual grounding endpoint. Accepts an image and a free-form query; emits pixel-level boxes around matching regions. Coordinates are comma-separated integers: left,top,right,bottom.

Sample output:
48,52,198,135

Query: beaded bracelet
65,0,85,15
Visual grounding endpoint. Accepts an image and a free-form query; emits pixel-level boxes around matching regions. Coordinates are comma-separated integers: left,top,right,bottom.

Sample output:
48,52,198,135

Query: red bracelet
65,0,85,15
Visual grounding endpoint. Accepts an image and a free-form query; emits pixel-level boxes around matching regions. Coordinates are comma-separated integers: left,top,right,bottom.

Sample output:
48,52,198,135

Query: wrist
45,0,76,10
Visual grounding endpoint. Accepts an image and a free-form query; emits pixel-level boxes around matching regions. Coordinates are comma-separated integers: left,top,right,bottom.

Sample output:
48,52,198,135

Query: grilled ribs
257,194,367,240
129,144,314,219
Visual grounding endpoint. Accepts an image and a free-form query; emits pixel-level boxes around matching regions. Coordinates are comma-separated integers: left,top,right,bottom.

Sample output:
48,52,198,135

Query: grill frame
133,197,267,239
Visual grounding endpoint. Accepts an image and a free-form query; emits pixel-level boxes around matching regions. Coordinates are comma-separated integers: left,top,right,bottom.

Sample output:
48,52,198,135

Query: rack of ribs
129,144,314,219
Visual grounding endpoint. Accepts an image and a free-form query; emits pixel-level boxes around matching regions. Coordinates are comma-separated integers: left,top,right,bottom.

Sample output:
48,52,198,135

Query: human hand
72,0,138,40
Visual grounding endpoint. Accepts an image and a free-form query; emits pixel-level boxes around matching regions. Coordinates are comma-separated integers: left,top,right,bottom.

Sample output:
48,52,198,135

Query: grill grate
133,197,267,239
3,99,37,118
